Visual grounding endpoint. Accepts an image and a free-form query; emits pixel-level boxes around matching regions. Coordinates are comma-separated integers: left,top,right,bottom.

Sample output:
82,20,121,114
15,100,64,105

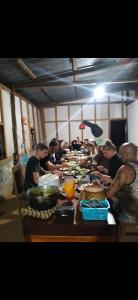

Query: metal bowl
26,186,59,211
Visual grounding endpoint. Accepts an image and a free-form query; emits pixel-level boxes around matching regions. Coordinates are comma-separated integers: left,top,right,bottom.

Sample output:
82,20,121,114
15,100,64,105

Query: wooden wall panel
96,104,108,119
44,107,55,121
0,90,2,123
57,122,69,141
70,105,81,120
110,103,122,118
128,101,138,145
33,106,39,143
28,103,34,128
57,106,68,121
70,121,82,141
123,103,127,118
21,99,31,152
37,109,43,142
45,123,56,145
109,92,122,102
1,89,14,157
95,120,109,144
82,104,95,120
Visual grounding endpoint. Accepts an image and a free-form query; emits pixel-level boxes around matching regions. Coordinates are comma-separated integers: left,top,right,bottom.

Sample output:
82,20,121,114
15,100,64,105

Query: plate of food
59,167,70,171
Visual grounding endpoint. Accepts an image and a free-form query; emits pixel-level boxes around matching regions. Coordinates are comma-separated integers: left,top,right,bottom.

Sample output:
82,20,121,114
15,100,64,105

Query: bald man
105,142,138,223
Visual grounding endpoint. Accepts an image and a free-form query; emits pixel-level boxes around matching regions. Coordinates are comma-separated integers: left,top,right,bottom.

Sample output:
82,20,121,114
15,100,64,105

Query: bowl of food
26,185,59,210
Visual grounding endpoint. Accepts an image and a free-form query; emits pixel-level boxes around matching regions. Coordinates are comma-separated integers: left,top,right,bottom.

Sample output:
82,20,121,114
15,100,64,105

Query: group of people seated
92,140,138,223
24,136,99,192
24,136,138,224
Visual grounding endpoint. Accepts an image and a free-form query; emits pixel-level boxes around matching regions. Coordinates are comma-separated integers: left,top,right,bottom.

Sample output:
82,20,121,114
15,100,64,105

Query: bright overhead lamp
93,85,105,98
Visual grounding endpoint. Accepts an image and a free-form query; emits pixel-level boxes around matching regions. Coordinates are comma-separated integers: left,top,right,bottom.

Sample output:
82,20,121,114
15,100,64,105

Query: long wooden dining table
23,198,118,242
22,153,118,242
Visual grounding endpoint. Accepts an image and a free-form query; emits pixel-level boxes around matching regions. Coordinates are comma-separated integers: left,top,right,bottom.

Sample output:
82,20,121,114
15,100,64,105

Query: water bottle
22,153,29,166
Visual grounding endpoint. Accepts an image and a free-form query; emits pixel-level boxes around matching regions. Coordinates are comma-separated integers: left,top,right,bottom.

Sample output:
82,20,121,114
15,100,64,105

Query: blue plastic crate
80,199,110,221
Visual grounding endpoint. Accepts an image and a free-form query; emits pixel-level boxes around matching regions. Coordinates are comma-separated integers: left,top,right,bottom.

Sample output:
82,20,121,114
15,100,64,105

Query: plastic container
56,205,74,223
22,153,29,166
38,174,60,187
64,176,75,200
80,199,110,220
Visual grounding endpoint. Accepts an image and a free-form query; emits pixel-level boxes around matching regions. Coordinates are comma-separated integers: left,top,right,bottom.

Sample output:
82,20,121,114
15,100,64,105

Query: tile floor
0,196,24,242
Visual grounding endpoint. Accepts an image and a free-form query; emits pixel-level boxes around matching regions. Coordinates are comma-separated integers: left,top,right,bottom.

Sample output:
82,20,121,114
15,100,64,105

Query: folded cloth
82,120,103,137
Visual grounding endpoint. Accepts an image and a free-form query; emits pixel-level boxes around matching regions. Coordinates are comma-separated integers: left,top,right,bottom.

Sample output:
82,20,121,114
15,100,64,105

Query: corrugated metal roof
17,88,50,105
46,86,76,101
0,58,137,106
23,58,72,76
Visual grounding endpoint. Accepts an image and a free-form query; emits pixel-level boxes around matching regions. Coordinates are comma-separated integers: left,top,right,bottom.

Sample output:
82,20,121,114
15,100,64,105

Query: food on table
80,183,105,200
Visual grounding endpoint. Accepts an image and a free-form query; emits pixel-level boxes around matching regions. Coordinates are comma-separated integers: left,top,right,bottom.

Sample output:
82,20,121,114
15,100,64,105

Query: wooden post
40,107,46,142
81,104,83,141
121,91,124,118
20,98,25,149
68,105,71,144
10,91,18,153
108,95,110,139
55,106,58,140
125,89,129,141
26,102,32,150
36,107,41,142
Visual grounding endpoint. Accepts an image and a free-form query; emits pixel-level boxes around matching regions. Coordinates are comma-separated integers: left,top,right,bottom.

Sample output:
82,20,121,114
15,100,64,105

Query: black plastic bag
83,120,103,137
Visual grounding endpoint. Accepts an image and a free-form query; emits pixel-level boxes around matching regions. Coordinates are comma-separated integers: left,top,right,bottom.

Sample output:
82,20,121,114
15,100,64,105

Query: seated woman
80,141,98,169
61,141,70,153
81,139,89,154
24,143,49,192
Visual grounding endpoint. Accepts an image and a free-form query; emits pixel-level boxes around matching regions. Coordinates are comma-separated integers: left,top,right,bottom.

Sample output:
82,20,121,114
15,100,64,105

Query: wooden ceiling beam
16,58,55,104
71,58,78,98
13,78,138,89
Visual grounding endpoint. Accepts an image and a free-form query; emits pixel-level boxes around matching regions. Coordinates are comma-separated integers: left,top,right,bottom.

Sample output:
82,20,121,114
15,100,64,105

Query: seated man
49,141,62,164
24,143,49,191
92,140,123,181
94,145,110,170
71,137,83,151
102,143,138,223
40,141,69,172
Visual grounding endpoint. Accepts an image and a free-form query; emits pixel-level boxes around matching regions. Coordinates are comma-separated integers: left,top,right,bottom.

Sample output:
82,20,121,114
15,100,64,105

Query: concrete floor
0,196,24,242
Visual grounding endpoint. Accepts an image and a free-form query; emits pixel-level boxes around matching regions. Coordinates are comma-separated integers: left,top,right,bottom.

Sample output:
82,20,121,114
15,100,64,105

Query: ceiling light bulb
93,85,105,98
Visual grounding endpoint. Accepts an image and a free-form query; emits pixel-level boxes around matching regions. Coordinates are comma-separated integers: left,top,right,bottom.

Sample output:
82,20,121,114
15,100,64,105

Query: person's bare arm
40,167,51,174
105,165,130,199
32,172,39,184
47,161,69,171
100,174,113,183
96,165,108,174
91,171,113,184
